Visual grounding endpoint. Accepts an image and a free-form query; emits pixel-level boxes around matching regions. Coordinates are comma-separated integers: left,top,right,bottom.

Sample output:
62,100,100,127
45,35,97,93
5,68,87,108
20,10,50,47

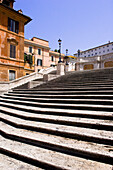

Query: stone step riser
0,109,113,131
1,98,113,112
9,91,113,95
2,96,113,106
0,104,112,121
0,117,113,146
0,147,63,170
40,85,113,88
1,130,113,166
44,83,113,86
5,93,113,100
12,87,113,91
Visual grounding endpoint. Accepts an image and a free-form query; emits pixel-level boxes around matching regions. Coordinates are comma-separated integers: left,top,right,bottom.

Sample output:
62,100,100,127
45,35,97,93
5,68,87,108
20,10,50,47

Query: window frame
51,56,54,61
38,49,41,55
9,70,16,81
10,44,16,58
37,59,42,66
8,18,19,34
29,47,33,53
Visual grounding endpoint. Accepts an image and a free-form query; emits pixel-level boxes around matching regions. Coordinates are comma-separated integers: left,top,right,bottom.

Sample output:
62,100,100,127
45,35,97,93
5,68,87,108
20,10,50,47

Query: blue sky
14,0,113,55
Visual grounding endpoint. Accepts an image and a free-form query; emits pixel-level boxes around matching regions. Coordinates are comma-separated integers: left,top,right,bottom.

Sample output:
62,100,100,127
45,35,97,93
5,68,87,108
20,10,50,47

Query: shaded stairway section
0,67,113,169
33,67,113,89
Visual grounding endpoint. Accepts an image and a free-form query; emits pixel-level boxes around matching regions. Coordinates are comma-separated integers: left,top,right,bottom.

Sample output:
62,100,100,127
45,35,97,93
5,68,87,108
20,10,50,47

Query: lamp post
58,39,62,63
66,49,68,65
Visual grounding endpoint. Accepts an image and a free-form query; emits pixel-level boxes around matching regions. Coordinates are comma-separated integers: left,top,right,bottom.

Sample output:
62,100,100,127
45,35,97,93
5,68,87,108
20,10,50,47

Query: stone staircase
0,67,113,169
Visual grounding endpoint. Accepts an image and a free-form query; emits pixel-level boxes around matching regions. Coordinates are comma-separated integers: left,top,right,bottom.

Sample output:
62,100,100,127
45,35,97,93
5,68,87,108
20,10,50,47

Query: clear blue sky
14,0,113,55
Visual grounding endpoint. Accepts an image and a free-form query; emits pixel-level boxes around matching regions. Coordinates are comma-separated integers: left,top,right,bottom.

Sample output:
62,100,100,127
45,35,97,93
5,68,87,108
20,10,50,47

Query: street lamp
66,49,68,56
65,49,68,65
58,39,62,63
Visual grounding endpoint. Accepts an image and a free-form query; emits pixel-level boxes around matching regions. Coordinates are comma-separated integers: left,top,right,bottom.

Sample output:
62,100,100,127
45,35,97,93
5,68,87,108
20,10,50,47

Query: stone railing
0,67,56,95
77,56,100,63
101,55,113,61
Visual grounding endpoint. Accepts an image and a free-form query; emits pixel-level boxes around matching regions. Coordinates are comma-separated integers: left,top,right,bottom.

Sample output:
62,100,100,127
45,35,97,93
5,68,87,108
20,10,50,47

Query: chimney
1,0,15,9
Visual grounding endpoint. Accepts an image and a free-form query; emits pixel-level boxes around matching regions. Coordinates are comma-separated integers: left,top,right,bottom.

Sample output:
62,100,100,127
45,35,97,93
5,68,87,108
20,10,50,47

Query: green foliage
54,49,58,52
24,53,33,67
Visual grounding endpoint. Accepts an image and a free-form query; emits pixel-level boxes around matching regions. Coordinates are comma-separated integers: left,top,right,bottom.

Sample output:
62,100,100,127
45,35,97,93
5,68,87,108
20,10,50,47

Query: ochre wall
0,5,34,81
104,61,113,68
84,64,94,70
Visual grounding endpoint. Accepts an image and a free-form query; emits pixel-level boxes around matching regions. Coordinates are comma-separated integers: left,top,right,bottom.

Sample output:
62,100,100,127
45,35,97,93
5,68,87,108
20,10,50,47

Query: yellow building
24,37,65,73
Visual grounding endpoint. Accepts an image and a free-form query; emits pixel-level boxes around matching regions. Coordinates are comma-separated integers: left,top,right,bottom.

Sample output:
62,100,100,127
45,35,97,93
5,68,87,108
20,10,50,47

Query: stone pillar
65,64,69,73
57,63,65,75
43,74,48,82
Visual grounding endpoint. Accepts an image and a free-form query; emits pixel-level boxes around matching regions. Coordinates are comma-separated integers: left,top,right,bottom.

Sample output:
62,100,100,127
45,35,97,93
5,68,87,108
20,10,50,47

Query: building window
107,49,109,52
84,52,86,54
99,52,101,54
99,47,101,49
91,50,93,52
103,46,105,48
10,44,16,58
51,56,54,61
9,70,16,81
37,69,40,72
29,47,32,53
38,49,41,55
103,50,105,53
8,18,19,34
37,59,42,66
92,54,93,56
84,56,86,57
95,53,97,55
112,48,113,50
107,45,109,47
26,73,29,75
88,55,90,57
95,49,97,51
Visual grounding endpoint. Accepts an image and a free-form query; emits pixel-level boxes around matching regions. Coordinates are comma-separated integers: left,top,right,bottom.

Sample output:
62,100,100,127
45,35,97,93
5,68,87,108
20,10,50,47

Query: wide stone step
0,102,113,121
5,93,113,100
40,85,113,89
0,106,113,131
0,112,113,145
1,136,112,170
13,86,113,91
9,90,113,95
0,121,113,166
2,95,113,106
42,83,113,86
0,153,43,170
0,97,113,112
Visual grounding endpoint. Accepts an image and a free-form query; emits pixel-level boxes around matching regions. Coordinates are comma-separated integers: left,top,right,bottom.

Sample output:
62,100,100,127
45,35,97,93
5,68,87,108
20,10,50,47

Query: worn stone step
9,90,113,95
0,153,43,170
0,113,113,145
5,93,113,100
1,136,112,170
0,122,113,165
13,87,113,91
2,95,113,106
0,106,113,131
41,85,113,89
43,83,113,86
0,101,113,121
51,81,113,84
1,97,113,112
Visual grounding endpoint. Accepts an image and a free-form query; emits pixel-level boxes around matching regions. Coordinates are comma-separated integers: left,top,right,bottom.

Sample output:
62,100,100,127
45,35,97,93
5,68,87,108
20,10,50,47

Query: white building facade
74,41,113,71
